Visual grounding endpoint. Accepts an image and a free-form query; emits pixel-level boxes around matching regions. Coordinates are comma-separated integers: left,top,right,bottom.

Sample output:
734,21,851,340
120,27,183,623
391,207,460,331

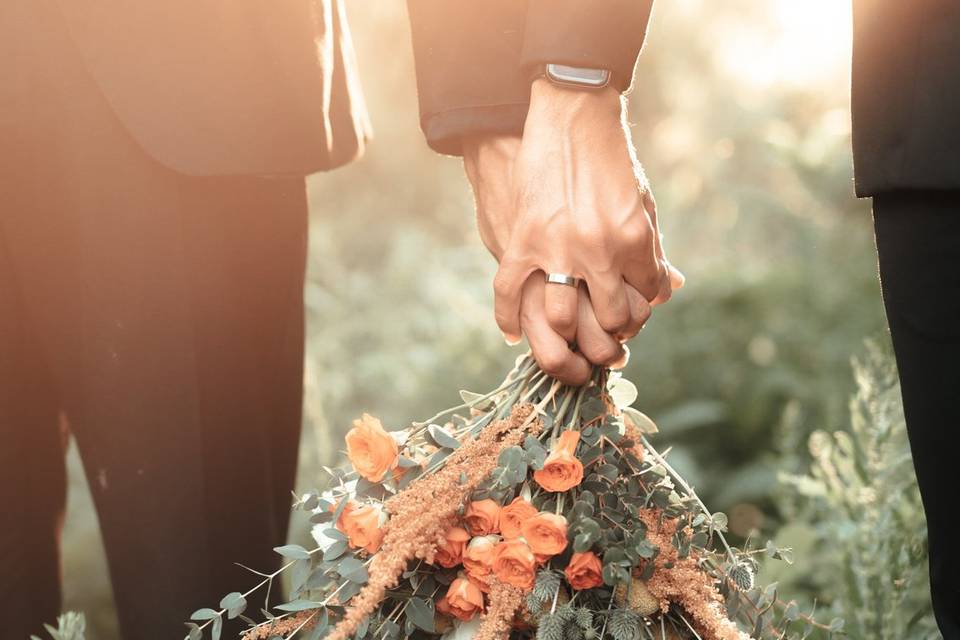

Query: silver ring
545,273,580,288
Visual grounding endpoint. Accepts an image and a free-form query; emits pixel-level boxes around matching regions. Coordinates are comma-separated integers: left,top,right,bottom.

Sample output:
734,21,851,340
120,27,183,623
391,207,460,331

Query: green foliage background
57,1,935,638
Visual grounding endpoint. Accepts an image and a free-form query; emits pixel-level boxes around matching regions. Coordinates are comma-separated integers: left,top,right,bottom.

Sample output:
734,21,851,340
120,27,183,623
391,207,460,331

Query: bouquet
185,354,840,640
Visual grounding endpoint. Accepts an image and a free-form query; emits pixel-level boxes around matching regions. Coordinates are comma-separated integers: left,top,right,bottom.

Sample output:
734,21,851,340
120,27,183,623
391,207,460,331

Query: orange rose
464,499,501,536
435,526,470,568
564,551,604,590
441,577,485,621
345,413,399,482
493,539,537,590
521,512,568,557
336,502,385,554
533,430,583,492
463,534,499,578
500,497,538,539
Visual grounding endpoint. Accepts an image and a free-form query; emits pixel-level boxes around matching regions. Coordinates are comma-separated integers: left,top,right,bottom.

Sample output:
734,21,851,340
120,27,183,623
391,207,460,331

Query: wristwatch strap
536,63,612,89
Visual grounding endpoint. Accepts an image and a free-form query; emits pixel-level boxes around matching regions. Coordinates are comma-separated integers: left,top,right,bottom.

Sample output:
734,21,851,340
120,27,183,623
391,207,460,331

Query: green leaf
291,558,312,595
406,597,436,632
427,424,461,449
323,539,349,561
829,618,845,632
323,527,348,542
579,398,606,423
219,592,247,620
460,390,494,411
601,562,629,586
498,445,524,467
274,544,311,560
190,608,220,621
380,620,401,640
573,532,594,553
397,455,419,468
710,512,728,533
211,615,222,640
275,599,326,612
609,378,638,409
524,436,548,470
784,600,799,622
622,407,658,434
636,539,659,559
338,556,369,583
597,464,619,481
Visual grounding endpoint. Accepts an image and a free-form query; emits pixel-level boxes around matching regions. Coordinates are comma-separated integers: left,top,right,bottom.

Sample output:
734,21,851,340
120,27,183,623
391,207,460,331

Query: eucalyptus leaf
406,597,436,632
190,608,220,621
622,407,658,434
275,599,326,612
219,592,247,620
609,378,638,408
338,556,369,583
428,424,461,450
274,544,311,560
323,539,349,562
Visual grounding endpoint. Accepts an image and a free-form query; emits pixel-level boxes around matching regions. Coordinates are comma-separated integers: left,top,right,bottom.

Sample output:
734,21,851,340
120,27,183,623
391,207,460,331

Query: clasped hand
463,79,683,385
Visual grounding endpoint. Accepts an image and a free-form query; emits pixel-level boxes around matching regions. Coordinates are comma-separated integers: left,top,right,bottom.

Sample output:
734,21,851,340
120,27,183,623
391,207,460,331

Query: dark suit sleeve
407,0,531,155
407,0,654,155
521,0,654,92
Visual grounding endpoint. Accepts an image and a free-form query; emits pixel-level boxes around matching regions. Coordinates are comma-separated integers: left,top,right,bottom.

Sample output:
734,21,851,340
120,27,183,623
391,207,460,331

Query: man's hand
488,79,682,346
518,273,639,384
463,131,654,385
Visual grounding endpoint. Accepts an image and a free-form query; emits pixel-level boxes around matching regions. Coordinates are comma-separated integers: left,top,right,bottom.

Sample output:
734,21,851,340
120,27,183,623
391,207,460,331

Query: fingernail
502,332,523,346
669,265,686,288
611,345,631,369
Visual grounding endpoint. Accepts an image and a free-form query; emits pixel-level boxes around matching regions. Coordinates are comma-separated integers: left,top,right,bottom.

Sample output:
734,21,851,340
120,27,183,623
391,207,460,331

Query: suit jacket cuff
408,0,530,156
419,103,529,156
521,0,654,92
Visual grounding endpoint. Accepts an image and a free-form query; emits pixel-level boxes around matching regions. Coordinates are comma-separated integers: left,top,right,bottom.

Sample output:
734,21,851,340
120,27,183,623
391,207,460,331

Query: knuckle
537,349,568,376
492,271,515,298
575,221,606,247
621,217,651,246
545,301,577,333
592,342,623,366
633,298,653,323
495,307,515,330
599,302,630,332
640,270,662,295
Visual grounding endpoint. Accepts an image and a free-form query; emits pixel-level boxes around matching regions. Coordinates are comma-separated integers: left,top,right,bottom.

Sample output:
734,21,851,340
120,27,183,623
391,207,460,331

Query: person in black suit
414,1,959,637
0,0,671,637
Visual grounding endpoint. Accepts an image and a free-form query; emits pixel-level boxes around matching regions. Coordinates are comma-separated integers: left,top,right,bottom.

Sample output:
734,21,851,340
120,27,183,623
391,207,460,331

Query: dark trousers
874,191,960,640
0,1,308,637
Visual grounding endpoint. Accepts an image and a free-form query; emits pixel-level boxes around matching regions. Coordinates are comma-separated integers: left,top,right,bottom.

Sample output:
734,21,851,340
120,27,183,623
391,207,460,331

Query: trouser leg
0,26,308,635
873,190,960,640
2,167,309,640
0,218,67,639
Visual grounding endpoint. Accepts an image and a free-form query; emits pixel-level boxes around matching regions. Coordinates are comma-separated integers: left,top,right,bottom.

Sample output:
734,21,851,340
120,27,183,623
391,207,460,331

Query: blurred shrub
771,342,938,639
32,612,87,640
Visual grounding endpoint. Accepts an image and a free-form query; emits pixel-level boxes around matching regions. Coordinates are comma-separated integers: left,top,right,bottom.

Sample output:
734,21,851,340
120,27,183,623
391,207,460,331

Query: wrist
527,78,623,128
463,133,521,161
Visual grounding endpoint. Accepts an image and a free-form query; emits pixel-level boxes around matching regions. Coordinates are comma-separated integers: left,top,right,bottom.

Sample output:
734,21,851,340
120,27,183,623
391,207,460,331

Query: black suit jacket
56,0,371,176
851,1,960,196
409,1,960,198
